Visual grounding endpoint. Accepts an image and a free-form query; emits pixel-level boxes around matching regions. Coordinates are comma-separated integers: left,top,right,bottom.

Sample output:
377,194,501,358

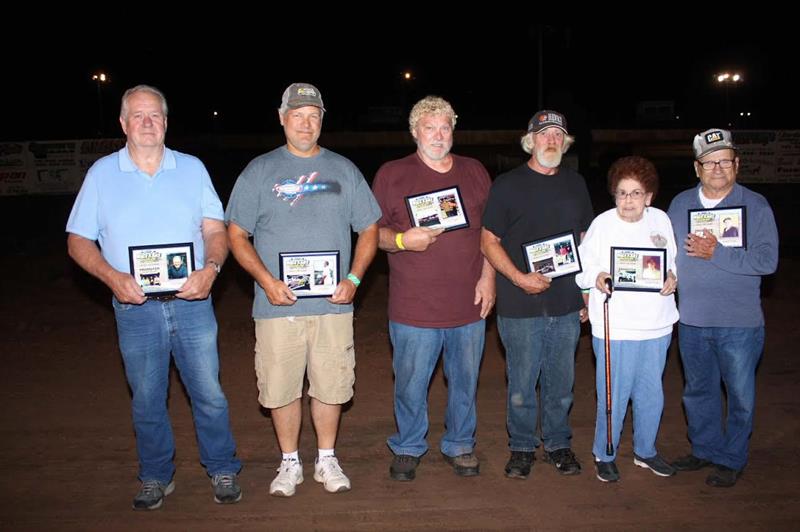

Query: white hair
520,130,575,154
120,85,168,119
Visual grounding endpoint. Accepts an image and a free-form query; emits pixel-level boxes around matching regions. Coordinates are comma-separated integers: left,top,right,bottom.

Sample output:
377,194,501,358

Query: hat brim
287,102,326,111
529,125,568,134
696,144,736,160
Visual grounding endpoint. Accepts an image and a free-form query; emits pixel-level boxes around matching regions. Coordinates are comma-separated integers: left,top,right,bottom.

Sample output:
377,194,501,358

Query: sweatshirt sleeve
575,217,605,290
709,199,779,276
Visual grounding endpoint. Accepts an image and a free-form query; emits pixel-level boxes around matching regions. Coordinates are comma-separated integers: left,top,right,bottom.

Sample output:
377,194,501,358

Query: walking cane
603,277,614,456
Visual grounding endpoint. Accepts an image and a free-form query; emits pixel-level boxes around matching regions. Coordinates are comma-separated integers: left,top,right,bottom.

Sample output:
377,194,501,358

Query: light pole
400,70,414,113
92,72,109,137
715,72,742,127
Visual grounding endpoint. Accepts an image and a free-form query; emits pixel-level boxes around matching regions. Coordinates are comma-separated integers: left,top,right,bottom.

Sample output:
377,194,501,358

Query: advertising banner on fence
736,130,800,183
0,139,123,196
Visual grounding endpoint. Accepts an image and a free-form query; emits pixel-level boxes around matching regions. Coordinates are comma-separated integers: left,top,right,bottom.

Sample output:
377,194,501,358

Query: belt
148,293,177,301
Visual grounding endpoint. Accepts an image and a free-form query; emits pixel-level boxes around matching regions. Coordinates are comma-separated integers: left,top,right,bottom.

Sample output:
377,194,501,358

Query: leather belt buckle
148,293,177,302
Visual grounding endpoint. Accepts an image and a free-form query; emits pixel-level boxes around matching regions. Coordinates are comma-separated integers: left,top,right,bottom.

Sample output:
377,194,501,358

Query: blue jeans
387,320,485,458
592,334,671,462
678,323,764,471
112,296,241,483
498,313,580,452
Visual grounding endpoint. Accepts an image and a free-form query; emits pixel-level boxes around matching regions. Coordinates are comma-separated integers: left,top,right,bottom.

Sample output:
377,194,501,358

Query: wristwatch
206,259,221,275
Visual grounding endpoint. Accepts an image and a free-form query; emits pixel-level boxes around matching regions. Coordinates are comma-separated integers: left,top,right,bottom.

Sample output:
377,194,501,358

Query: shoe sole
595,473,619,483
705,469,741,488
390,469,416,481
633,458,675,477
313,473,351,493
132,481,175,511
705,478,738,488
674,465,710,472
214,491,243,504
673,461,712,472
442,455,480,477
542,455,582,476
270,476,303,497
504,470,529,480
595,461,620,483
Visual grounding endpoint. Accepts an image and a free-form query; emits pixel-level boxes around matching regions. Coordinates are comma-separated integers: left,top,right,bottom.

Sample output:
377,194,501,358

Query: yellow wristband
395,232,406,250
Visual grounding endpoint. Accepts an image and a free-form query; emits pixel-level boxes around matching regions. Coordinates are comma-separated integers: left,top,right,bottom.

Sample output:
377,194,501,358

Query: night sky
4,20,795,142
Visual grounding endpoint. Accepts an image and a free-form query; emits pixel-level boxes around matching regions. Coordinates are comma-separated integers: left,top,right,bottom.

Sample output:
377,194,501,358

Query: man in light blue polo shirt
66,85,242,510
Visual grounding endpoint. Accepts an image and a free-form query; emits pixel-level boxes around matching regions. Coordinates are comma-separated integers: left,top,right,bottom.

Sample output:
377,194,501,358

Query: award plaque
688,205,746,248
128,242,195,297
610,246,666,292
404,185,469,232
279,251,340,298
521,230,582,278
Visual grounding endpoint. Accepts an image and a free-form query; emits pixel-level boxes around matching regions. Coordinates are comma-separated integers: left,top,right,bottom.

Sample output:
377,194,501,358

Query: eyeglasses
698,159,735,170
614,189,645,200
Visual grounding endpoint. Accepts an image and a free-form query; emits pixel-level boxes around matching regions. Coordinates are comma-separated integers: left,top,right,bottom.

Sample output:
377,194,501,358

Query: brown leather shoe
442,452,480,476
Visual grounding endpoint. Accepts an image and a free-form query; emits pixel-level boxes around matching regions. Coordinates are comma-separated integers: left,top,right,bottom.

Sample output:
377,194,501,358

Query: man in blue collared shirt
668,128,779,488
66,85,242,510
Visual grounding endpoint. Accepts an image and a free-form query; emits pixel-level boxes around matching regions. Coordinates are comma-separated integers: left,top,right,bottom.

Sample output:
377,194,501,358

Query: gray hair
520,131,575,154
120,85,169,119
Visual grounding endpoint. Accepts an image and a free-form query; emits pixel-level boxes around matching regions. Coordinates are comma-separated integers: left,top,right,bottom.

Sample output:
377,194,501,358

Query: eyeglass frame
613,189,647,200
697,158,736,171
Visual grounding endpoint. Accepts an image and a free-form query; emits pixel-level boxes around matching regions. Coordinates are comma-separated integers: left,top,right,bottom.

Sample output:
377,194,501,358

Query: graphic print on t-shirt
272,171,341,206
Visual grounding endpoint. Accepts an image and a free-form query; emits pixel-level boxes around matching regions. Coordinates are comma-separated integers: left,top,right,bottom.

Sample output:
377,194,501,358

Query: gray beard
537,149,562,169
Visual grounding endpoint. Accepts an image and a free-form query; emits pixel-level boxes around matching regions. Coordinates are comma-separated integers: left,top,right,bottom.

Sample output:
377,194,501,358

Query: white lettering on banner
0,138,123,196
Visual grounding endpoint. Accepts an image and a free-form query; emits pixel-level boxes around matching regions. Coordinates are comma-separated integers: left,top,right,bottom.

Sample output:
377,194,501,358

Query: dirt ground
1,253,799,531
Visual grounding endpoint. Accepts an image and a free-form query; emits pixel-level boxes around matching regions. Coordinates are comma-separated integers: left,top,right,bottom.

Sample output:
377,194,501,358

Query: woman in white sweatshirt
575,156,679,483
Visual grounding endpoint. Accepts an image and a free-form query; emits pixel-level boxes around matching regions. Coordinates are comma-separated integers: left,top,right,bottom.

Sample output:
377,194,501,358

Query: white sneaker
314,456,351,493
269,458,303,497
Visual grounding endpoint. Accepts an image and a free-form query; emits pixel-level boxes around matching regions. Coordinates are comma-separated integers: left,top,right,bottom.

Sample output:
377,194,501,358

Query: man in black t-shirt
481,110,593,481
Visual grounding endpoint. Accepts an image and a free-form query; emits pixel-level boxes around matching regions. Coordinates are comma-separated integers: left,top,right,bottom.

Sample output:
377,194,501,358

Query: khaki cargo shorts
254,313,355,408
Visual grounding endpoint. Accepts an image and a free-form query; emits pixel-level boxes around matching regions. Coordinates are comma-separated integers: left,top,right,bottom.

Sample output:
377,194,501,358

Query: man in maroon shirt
372,96,496,481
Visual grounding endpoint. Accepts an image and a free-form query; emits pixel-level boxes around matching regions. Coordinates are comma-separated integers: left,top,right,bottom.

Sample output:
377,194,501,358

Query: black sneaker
504,451,534,479
672,454,712,471
442,452,480,477
595,460,620,483
133,479,175,510
705,465,742,488
634,454,676,477
211,473,242,504
543,448,581,475
390,454,420,481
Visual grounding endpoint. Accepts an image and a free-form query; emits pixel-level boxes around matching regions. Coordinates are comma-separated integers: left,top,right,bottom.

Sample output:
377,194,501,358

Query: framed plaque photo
278,251,340,298
521,230,582,279
610,246,666,292
128,242,195,296
405,185,469,232
688,205,746,248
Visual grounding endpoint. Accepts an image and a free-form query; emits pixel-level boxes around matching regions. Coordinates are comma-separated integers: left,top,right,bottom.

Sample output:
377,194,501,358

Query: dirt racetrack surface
1,254,798,531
